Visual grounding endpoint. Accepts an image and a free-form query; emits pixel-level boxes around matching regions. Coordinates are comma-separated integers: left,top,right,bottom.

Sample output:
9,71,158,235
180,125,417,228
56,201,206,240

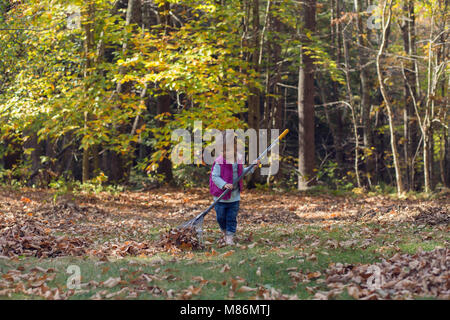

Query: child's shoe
225,234,235,246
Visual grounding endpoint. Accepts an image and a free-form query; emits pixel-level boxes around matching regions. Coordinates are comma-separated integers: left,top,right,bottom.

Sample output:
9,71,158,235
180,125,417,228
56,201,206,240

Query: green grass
0,221,447,300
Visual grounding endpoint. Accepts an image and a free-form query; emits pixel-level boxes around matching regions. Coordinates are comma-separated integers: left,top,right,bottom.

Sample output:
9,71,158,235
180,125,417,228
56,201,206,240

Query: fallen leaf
102,277,121,288
238,286,257,293
220,264,231,273
220,250,235,258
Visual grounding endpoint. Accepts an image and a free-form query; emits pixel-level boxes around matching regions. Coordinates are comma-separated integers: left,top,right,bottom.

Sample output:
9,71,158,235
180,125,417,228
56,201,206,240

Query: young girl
209,132,259,245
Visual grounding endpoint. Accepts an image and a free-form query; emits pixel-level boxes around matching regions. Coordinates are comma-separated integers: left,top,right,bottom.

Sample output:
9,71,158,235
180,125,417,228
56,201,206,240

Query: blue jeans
214,201,240,235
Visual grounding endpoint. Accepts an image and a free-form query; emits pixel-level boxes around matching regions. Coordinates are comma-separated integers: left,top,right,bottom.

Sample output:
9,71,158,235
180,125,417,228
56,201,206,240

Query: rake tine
193,216,204,243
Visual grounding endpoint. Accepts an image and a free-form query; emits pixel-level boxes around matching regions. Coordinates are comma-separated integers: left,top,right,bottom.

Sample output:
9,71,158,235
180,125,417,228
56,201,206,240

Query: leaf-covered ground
0,186,448,300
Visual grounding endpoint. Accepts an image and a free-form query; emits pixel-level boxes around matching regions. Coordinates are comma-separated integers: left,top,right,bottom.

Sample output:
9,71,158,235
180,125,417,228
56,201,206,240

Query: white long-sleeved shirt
211,163,255,203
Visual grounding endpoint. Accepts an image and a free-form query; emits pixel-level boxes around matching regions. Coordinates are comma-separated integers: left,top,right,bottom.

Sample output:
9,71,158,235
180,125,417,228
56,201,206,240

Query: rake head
178,214,204,243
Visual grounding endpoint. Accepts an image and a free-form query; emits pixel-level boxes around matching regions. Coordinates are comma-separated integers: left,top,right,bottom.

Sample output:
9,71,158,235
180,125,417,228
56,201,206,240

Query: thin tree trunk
82,114,90,183
400,0,419,190
109,0,142,183
330,0,344,171
116,0,141,94
156,94,174,183
297,0,316,190
261,0,272,130
153,1,174,184
82,1,95,183
272,7,283,131
267,2,283,184
354,0,374,187
246,0,262,188
248,0,260,133
342,23,362,188
23,131,43,185
423,10,437,193
317,77,341,167
376,0,404,195
446,118,450,187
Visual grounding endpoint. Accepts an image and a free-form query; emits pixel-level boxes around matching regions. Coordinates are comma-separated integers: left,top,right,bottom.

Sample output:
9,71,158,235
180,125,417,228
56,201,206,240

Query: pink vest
209,155,243,200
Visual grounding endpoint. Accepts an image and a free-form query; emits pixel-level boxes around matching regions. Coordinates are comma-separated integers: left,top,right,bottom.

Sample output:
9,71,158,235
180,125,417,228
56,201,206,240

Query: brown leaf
307,271,321,279
220,250,235,258
220,264,231,273
238,286,257,293
102,277,121,288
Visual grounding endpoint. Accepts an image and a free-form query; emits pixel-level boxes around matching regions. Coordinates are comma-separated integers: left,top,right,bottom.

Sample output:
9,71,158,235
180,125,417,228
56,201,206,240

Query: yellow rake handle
279,129,289,140
258,129,289,167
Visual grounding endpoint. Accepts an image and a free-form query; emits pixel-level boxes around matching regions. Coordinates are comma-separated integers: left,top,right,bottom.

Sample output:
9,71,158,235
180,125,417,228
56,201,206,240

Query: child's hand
224,184,233,190
253,159,261,166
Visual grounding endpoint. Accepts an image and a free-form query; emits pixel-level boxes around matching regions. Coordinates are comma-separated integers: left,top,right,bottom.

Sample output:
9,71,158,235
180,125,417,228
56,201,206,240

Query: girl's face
223,137,238,162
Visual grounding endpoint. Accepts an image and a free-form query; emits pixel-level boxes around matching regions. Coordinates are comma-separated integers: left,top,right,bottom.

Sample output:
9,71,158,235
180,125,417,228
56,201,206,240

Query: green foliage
0,169,27,189
369,182,397,196
1,0,143,160
173,164,210,188
128,169,165,190
130,0,255,171
306,185,354,197
0,0,448,193
75,180,124,195
316,161,355,191
0,161,30,186
49,172,123,198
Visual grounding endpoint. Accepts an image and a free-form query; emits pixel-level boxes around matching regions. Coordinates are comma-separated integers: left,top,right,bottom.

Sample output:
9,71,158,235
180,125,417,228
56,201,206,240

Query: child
209,132,260,245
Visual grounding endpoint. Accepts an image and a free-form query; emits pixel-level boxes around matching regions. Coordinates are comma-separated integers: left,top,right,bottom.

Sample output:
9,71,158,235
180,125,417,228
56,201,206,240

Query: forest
0,0,447,194
0,0,448,302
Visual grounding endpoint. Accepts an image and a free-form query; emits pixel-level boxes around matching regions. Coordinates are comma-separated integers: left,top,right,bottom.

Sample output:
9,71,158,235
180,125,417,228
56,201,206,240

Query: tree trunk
109,0,142,183
423,127,431,192
82,112,90,183
355,0,374,187
156,94,174,184
342,24,362,188
297,0,316,190
2,137,21,170
116,0,141,94
246,0,261,189
248,0,260,133
376,0,404,195
23,131,43,185
317,78,341,167
330,0,344,171
261,0,272,131
400,0,419,190
271,6,283,131
446,122,450,187
267,2,283,184
82,1,95,183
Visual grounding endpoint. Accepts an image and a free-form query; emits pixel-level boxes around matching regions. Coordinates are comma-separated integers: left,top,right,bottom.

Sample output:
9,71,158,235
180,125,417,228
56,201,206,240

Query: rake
178,129,289,240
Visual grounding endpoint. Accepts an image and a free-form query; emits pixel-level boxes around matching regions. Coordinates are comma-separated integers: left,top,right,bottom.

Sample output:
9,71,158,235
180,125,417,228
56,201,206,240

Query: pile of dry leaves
359,203,449,225
34,201,88,220
414,206,449,225
0,266,70,299
158,227,204,251
317,248,449,300
90,240,157,258
0,217,90,258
